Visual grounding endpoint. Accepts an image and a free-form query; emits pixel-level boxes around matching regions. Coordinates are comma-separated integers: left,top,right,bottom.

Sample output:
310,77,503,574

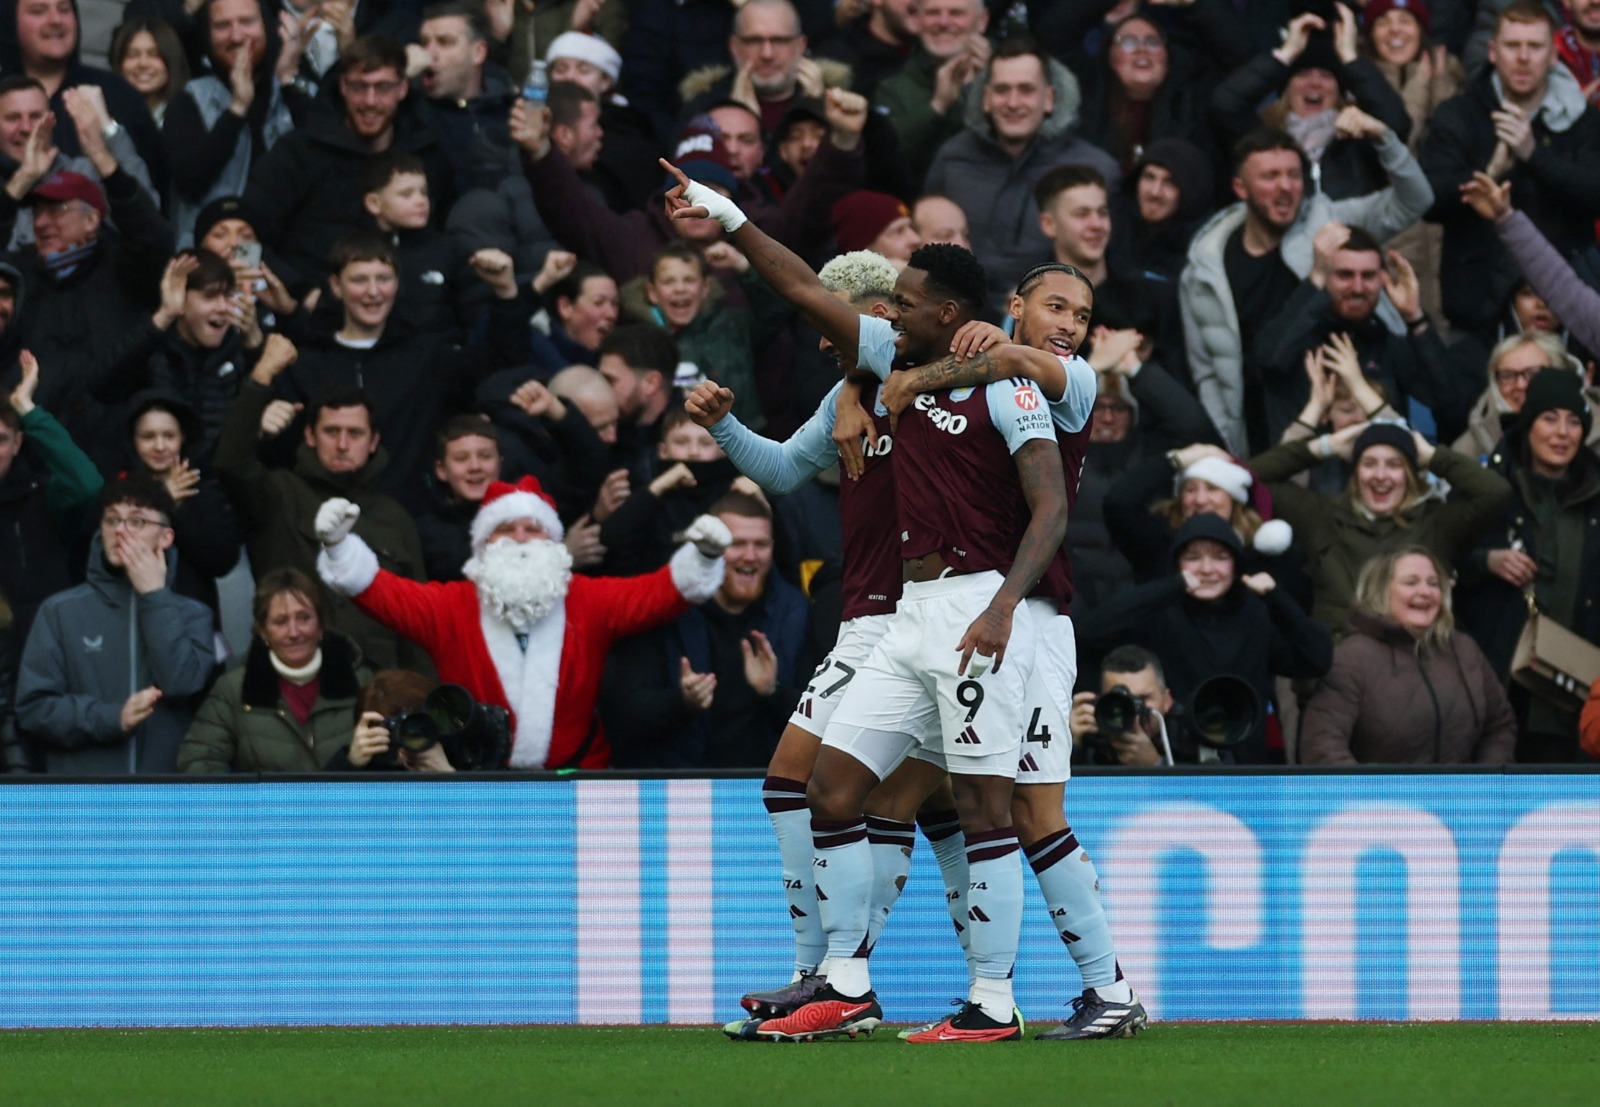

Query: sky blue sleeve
707,383,841,494
1048,355,1098,434
986,379,1057,453
856,315,897,381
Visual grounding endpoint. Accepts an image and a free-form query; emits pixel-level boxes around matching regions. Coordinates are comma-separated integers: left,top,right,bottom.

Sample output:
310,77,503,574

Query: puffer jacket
1300,608,1516,764
179,632,368,773
1178,129,1433,455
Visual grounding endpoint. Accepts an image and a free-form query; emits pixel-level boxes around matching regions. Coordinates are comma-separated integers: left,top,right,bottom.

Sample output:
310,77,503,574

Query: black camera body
380,684,512,770
1093,684,1153,740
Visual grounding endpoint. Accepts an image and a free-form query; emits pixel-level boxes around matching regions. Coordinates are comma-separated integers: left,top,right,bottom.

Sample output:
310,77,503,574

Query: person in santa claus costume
313,475,733,769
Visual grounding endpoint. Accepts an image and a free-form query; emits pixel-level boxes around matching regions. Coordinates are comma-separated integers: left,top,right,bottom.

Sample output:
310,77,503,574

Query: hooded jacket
1419,65,1600,336
1109,137,1215,283
1076,513,1333,764
14,532,215,774
0,0,168,197
924,55,1120,311
241,91,451,293
120,388,242,620
179,631,369,774
1178,128,1433,455
1300,608,1516,765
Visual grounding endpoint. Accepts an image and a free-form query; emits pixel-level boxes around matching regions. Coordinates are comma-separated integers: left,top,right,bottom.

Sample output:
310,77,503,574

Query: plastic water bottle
522,59,548,104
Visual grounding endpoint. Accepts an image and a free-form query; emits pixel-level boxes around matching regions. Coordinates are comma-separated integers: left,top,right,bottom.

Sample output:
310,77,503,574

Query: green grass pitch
2,1023,1598,1107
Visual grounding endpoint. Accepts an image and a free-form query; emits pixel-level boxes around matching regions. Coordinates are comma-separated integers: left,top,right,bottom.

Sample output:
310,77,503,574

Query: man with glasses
243,34,450,295
15,474,215,775
681,0,824,136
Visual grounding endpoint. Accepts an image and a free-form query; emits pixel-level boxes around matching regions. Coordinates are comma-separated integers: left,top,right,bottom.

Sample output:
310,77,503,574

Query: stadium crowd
4,0,1600,777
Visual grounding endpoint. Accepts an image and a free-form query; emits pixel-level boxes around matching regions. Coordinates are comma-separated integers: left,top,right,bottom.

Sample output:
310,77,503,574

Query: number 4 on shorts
1026,707,1051,747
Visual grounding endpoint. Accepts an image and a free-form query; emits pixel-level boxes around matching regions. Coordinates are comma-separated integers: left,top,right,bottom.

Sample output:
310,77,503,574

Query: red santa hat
470,477,565,551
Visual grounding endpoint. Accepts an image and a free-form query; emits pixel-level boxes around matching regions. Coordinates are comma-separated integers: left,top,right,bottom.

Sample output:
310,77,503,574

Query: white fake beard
463,538,574,631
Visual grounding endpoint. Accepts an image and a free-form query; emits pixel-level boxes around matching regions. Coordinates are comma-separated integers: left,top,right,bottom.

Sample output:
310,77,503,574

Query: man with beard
313,476,733,770
242,34,450,295
602,489,810,769
668,162,1112,1043
815,0,920,100
1256,223,1460,445
1180,124,1433,456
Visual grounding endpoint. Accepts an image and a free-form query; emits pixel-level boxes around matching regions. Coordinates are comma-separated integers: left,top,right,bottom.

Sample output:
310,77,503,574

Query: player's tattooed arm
955,439,1068,673
881,344,1068,417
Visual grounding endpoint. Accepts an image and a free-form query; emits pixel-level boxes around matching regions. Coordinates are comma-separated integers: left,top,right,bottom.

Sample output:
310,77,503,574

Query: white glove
683,179,748,234
682,514,733,558
315,498,361,547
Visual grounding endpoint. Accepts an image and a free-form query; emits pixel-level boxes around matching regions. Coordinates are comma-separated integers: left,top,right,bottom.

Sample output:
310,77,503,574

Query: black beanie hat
1171,512,1245,568
1353,422,1419,468
192,196,253,247
1519,370,1593,440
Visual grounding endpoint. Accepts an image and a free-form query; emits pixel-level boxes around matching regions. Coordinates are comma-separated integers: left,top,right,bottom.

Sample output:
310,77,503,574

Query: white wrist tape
683,180,748,233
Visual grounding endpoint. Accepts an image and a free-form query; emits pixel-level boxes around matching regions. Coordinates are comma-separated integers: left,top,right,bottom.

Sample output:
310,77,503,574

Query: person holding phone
89,248,266,467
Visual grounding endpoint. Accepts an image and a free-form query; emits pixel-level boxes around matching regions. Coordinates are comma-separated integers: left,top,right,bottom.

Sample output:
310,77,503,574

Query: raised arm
660,159,862,355
688,380,839,495
1467,173,1600,356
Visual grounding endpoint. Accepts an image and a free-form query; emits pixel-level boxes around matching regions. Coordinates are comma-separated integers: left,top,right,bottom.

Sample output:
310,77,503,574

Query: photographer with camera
1078,513,1334,764
1070,645,1177,767
343,669,511,772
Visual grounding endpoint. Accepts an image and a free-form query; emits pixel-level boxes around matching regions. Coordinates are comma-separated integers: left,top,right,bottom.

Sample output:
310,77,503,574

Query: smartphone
233,241,263,268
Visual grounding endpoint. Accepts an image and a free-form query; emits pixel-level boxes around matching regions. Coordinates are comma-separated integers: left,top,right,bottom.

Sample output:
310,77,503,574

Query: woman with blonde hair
1248,421,1511,631
1300,545,1515,764
1451,332,1597,460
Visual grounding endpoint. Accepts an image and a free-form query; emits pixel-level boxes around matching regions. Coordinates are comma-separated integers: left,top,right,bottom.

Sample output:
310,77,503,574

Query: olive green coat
179,633,369,774
1248,441,1512,632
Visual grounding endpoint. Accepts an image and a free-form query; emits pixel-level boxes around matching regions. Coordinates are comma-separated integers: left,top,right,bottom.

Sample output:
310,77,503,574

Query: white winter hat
546,32,622,83
1177,456,1252,504
470,476,566,552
